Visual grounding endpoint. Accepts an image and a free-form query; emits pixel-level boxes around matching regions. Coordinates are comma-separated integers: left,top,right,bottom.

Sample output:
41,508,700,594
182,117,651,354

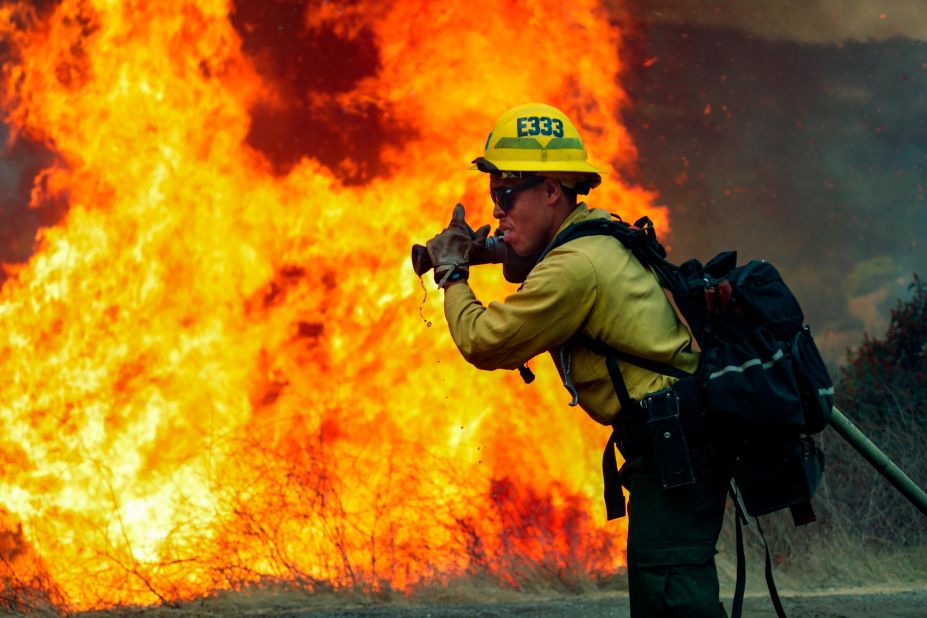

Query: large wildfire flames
0,0,666,610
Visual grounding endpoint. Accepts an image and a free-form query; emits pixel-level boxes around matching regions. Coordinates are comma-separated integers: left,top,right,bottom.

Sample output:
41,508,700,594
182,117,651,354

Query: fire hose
829,406,927,518
411,233,537,284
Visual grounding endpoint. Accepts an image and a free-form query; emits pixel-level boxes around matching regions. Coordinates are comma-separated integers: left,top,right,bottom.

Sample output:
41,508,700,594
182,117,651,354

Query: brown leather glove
426,204,489,288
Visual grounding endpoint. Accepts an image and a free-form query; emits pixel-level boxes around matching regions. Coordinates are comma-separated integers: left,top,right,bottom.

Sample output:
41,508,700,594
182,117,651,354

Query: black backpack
537,215,835,617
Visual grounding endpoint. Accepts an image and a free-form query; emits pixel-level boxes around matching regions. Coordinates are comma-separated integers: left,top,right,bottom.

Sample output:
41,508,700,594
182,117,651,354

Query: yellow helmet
471,102,603,193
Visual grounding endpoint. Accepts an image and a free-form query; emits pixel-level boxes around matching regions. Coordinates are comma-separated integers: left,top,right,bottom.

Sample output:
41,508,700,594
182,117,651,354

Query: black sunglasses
489,175,546,212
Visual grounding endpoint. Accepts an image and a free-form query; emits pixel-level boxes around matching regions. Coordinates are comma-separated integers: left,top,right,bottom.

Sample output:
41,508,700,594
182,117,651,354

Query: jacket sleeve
443,249,597,370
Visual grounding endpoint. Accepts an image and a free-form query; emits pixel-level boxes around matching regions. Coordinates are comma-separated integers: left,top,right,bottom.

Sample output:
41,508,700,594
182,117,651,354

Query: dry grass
4,417,923,617
55,575,626,618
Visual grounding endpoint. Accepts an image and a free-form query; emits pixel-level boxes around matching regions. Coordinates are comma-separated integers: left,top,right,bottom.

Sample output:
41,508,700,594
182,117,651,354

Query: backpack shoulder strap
537,215,681,291
537,216,638,262
540,215,692,381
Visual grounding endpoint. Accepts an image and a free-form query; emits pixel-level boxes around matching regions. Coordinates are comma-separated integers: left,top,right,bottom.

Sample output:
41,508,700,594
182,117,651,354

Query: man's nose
492,202,505,219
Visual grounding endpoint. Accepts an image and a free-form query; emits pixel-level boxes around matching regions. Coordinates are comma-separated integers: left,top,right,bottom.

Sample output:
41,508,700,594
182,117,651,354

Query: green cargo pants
620,443,732,617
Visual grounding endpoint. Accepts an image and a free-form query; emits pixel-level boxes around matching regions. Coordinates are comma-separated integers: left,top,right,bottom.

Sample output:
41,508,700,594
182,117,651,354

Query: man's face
489,175,554,256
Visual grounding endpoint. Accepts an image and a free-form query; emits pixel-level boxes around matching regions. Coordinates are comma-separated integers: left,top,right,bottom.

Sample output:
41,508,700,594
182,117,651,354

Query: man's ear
543,178,562,205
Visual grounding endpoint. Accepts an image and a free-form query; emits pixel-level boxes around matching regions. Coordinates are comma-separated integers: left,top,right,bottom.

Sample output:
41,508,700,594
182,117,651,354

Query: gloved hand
463,219,492,247
426,204,489,288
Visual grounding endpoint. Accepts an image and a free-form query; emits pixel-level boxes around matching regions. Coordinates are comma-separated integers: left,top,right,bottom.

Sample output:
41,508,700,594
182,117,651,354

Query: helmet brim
470,156,604,174
470,157,603,191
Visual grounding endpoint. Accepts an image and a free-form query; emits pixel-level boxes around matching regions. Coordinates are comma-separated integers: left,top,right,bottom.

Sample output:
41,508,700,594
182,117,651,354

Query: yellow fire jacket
444,204,698,425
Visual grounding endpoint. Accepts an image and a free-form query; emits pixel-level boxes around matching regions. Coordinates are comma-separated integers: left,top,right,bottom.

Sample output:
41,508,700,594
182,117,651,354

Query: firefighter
425,102,731,617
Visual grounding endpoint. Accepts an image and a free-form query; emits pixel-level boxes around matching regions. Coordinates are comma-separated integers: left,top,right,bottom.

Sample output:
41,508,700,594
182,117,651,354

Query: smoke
0,1,71,278
229,0,412,183
612,0,927,43
619,7,927,366
0,125,67,275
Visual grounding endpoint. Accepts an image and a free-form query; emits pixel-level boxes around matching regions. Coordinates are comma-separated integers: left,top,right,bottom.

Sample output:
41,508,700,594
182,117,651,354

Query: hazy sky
617,0,927,43
618,0,926,366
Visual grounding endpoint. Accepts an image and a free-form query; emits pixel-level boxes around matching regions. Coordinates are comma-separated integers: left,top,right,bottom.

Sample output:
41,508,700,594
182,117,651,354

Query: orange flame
0,0,664,609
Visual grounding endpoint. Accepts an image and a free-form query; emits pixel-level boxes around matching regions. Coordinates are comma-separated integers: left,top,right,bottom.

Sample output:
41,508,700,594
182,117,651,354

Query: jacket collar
542,203,612,255
555,203,613,234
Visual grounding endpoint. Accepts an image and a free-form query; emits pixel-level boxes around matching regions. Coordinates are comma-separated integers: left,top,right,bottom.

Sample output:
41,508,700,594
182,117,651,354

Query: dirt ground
65,587,927,618
247,589,927,618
